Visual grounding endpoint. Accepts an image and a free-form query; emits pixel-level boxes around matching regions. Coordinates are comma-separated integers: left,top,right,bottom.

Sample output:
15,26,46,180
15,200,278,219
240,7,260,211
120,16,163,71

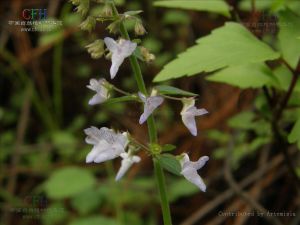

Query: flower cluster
73,0,210,191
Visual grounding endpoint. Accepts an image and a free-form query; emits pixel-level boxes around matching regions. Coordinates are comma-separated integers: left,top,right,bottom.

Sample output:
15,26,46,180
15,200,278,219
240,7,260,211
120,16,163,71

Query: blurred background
0,0,299,225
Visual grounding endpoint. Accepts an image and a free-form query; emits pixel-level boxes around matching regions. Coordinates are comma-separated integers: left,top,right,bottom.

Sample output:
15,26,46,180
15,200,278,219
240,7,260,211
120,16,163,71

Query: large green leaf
154,22,280,82
278,9,300,69
44,167,96,199
154,0,231,17
206,63,279,88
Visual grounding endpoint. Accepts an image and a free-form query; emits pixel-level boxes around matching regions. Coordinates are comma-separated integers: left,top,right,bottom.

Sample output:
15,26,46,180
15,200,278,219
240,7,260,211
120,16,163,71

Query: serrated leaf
154,22,280,82
155,85,197,96
206,63,279,88
154,0,231,17
44,167,96,199
278,9,300,69
102,96,138,106
162,144,176,152
157,154,181,176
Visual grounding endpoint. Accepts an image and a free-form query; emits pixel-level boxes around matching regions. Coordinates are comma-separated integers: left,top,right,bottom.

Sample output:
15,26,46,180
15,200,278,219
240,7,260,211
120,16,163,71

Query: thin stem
111,85,132,96
110,2,172,224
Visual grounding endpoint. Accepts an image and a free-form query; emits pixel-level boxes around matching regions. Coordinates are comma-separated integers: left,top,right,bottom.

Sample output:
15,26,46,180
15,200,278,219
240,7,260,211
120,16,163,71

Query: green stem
153,158,173,225
110,3,172,224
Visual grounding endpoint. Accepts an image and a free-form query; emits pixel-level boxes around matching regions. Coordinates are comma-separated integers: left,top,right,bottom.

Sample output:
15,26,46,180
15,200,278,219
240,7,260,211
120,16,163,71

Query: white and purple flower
180,153,209,192
104,37,137,79
181,98,208,136
87,78,110,105
84,126,128,163
138,90,164,124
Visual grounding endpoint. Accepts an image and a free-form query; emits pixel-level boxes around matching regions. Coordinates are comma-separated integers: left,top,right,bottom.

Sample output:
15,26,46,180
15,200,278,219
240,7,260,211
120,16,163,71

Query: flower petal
139,96,163,124
181,167,207,192
119,40,137,58
104,37,118,52
115,154,141,181
182,113,197,136
110,53,125,79
195,108,209,116
193,156,209,170
88,93,105,105
84,126,102,145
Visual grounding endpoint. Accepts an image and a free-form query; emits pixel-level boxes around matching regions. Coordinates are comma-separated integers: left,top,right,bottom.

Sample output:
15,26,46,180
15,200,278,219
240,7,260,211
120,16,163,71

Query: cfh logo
22,9,47,20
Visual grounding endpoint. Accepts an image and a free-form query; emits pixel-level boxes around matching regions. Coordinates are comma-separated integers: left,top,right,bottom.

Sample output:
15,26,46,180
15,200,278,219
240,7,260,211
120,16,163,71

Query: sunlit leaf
207,63,279,89
154,22,280,82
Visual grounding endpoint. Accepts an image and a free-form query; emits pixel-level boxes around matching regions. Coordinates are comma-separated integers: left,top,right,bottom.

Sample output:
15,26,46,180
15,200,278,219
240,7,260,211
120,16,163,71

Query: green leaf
154,85,197,96
68,216,118,225
288,116,300,147
162,144,176,152
154,22,280,82
278,9,300,69
44,167,96,199
154,0,231,17
70,188,102,215
206,63,279,88
157,154,181,176
102,96,138,106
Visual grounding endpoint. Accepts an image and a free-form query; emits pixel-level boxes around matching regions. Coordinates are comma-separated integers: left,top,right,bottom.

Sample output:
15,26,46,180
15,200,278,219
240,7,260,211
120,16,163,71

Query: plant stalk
110,3,172,224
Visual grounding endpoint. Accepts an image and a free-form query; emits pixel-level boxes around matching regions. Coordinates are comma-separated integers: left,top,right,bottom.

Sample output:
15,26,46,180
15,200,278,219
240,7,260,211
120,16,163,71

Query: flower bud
134,21,146,36
107,20,120,34
140,47,155,63
85,39,105,59
101,4,113,17
75,0,90,16
79,16,96,32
